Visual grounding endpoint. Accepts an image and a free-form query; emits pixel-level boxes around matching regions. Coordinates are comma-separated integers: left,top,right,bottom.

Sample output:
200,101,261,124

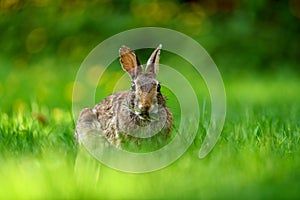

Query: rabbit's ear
119,45,143,79
145,44,162,78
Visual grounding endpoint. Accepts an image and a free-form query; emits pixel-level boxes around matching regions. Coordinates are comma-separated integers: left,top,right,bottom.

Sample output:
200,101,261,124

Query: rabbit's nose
140,105,150,113
139,99,151,110
140,95,152,109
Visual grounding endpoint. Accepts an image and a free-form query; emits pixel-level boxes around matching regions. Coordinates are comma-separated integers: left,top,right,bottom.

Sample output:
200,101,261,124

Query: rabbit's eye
131,82,136,91
157,83,161,92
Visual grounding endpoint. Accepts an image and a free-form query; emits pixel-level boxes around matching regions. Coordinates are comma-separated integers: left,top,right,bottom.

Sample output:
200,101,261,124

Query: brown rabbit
75,45,173,147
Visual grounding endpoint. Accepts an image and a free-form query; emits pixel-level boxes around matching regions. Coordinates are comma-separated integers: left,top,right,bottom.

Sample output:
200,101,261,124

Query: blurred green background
0,0,300,199
1,0,299,111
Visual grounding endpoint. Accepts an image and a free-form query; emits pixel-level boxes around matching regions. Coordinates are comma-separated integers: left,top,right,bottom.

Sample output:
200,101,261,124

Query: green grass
0,63,300,199
0,104,299,199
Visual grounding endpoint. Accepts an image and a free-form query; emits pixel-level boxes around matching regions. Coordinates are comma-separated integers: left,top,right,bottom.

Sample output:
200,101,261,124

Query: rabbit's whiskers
123,104,158,122
123,103,139,113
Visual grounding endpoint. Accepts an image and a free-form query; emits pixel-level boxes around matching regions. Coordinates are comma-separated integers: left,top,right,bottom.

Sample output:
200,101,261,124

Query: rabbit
74,44,173,148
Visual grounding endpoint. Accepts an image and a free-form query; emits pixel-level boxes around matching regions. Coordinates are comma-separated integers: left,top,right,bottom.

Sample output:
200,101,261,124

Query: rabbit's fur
75,45,173,147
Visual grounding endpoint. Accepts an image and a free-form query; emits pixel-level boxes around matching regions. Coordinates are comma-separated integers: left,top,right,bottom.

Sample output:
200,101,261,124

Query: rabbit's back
93,91,128,146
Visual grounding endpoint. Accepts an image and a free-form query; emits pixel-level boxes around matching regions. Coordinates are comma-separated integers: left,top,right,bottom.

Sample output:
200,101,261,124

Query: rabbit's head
119,45,166,121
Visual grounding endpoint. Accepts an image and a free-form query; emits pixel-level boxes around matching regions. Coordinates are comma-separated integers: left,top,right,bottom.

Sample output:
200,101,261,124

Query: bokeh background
1,0,299,110
0,0,300,199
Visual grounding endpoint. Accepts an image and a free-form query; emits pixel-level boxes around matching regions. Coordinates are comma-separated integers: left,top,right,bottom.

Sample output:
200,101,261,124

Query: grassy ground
0,63,299,199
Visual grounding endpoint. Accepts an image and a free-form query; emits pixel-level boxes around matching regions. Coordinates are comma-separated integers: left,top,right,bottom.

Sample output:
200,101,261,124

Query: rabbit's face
120,44,165,121
130,74,162,121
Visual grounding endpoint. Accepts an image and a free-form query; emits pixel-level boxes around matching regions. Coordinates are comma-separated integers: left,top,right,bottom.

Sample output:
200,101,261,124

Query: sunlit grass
0,63,300,199
0,94,299,199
